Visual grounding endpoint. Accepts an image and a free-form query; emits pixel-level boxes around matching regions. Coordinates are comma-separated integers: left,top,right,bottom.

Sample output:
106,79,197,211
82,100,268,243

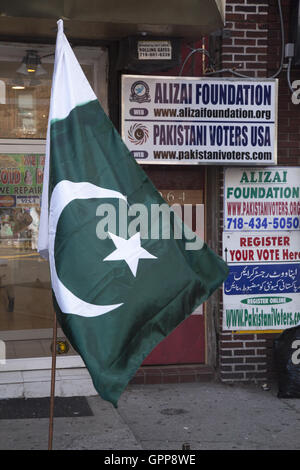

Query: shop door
142,166,206,365
0,42,108,363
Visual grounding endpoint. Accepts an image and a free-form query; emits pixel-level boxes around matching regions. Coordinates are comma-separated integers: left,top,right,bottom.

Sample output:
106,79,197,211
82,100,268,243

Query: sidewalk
0,381,299,450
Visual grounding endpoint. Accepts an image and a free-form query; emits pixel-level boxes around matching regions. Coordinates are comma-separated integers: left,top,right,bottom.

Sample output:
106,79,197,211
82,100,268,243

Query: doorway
142,165,206,365
0,41,108,363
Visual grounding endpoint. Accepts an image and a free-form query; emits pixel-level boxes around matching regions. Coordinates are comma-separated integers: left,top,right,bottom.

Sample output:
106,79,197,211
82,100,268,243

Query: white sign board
137,41,172,60
224,167,300,232
223,167,300,331
121,75,278,165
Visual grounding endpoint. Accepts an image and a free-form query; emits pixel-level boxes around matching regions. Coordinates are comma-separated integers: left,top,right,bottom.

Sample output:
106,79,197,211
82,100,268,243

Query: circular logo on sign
129,81,151,103
128,123,149,145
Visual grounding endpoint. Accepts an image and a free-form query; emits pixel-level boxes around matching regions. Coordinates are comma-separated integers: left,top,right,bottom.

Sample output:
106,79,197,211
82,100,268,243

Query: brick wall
220,333,267,381
221,0,300,166
219,0,299,385
268,0,300,166
222,0,269,78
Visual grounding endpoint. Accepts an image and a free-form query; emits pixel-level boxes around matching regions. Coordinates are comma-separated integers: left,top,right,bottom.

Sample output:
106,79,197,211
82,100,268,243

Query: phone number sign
224,167,300,231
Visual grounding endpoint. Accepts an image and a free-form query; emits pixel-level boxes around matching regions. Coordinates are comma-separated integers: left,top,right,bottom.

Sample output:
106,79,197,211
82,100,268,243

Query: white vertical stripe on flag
38,19,97,259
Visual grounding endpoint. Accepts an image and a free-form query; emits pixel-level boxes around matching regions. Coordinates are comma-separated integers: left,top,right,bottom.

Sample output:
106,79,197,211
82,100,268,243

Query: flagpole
48,311,57,450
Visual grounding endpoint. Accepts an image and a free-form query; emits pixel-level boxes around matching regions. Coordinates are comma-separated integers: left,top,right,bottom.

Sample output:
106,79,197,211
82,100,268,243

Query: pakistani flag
38,20,228,407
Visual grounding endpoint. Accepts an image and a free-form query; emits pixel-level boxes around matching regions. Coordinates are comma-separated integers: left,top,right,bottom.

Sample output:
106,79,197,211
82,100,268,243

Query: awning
0,0,226,40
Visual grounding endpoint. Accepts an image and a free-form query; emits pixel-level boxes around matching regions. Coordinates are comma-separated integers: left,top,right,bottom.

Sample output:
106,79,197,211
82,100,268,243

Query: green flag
38,20,228,407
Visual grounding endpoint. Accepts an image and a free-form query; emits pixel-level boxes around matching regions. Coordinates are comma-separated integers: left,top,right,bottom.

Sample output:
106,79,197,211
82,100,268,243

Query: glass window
0,53,94,139
0,152,53,337
0,42,108,360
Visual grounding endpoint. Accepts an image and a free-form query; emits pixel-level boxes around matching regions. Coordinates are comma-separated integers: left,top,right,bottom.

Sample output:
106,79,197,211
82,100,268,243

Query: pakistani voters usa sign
121,75,278,165
223,167,300,331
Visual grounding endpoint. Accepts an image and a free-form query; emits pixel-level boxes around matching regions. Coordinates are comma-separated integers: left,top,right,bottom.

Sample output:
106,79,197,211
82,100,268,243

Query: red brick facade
219,0,300,385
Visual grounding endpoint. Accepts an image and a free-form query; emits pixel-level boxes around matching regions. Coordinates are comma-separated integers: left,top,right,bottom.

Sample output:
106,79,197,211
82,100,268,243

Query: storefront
0,41,110,388
0,1,226,397
3,0,300,398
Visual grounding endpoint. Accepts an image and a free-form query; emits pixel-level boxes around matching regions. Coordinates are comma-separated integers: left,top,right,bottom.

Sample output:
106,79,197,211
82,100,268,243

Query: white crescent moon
49,180,127,317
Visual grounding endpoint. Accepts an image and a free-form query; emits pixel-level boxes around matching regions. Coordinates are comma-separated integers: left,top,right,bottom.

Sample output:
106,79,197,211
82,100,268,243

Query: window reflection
0,152,53,333
17,93,36,137
0,60,51,139
0,58,93,139
0,45,96,359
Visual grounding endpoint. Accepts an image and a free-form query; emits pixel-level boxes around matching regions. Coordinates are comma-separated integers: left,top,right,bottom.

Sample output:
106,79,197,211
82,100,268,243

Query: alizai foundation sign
224,167,300,231
223,167,300,331
121,75,278,165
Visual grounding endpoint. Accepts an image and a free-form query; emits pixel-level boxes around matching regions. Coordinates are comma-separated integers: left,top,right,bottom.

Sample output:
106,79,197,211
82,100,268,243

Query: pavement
0,380,300,451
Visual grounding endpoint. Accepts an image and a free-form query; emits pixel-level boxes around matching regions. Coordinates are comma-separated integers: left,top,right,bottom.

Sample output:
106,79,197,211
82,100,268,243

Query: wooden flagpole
48,311,57,450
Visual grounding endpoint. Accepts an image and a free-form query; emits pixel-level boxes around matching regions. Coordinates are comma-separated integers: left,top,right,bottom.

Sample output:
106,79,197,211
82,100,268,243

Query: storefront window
0,55,94,139
0,43,107,359
0,152,51,335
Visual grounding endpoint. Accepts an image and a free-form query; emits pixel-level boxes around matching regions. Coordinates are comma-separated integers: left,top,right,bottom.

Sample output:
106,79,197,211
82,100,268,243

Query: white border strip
0,355,84,372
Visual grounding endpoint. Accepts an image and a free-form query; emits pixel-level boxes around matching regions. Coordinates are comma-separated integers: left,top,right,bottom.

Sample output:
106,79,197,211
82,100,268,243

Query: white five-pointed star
103,232,157,277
